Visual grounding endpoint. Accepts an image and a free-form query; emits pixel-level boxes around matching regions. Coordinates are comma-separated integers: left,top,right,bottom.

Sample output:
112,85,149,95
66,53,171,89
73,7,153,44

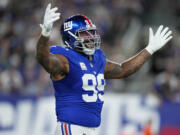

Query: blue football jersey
50,45,106,127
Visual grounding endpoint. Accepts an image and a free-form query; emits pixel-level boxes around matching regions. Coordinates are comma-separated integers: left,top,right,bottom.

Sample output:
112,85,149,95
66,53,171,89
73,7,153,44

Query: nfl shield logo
80,62,87,70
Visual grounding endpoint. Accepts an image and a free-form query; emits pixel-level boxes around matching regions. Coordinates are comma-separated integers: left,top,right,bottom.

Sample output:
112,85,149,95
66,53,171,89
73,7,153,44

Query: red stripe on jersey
81,15,92,26
64,124,69,135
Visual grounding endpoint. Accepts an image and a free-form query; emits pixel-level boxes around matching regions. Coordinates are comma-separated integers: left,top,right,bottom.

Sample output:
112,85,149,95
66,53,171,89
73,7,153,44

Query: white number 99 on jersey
82,74,105,102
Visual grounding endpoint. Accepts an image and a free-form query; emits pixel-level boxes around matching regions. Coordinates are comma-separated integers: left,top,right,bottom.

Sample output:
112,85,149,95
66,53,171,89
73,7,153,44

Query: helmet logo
64,21,72,31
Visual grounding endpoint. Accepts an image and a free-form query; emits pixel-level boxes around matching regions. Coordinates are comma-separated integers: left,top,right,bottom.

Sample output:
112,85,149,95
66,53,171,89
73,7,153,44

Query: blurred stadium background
0,0,180,135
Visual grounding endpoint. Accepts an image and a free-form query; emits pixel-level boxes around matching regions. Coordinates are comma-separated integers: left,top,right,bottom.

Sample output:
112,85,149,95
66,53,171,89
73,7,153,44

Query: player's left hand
145,25,173,54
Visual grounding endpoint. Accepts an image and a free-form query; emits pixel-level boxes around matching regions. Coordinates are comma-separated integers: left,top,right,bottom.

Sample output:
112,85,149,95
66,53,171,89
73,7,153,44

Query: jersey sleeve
49,45,75,63
97,49,106,68
49,45,68,55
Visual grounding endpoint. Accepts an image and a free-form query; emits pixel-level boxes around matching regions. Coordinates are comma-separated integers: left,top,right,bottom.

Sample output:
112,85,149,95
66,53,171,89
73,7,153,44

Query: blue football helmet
61,14,101,55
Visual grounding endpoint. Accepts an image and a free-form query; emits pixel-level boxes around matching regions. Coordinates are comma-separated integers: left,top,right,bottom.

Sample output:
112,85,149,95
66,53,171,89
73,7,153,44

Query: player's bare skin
104,49,151,79
36,35,69,81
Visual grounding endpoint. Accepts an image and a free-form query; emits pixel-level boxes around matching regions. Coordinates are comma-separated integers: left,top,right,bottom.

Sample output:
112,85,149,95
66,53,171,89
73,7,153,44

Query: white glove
40,3,61,37
145,25,173,54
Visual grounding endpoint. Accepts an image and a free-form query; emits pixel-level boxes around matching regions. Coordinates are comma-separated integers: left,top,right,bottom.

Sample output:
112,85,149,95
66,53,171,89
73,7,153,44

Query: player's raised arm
104,25,173,79
36,4,69,79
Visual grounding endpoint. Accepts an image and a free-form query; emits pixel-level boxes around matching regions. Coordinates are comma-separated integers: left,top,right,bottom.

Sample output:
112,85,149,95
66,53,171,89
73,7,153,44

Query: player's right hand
40,3,61,37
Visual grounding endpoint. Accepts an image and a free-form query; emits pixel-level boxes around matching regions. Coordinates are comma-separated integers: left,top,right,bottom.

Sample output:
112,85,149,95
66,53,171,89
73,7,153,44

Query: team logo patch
80,62,87,70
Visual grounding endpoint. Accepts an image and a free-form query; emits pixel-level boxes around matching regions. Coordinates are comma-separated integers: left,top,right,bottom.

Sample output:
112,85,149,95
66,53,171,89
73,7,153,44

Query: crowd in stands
0,0,180,102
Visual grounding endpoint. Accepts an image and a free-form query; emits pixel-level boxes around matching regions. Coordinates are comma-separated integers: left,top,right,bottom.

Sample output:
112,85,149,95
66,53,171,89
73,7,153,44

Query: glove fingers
45,12,60,23
47,15,60,23
49,12,60,18
155,25,163,36
149,27,153,42
49,7,58,14
52,16,60,22
164,36,173,44
160,27,169,37
45,3,51,14
48,16,60,24
40,24,43,29
163,30,172,39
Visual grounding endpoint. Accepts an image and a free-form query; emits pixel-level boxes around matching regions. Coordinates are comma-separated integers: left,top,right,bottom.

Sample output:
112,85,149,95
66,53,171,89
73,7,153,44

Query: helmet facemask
68,28,101,55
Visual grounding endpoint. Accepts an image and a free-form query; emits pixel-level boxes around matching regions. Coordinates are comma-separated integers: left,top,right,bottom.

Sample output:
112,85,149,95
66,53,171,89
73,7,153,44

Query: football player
36,3,172,135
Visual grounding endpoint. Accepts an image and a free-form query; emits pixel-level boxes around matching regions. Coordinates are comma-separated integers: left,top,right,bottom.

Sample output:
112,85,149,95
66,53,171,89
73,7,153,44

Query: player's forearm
36,35,50,71
119,49,151,77
105,49,151,79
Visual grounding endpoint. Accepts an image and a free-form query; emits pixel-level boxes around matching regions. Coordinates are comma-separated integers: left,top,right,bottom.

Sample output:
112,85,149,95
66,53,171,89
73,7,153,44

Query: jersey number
82,74,105,102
